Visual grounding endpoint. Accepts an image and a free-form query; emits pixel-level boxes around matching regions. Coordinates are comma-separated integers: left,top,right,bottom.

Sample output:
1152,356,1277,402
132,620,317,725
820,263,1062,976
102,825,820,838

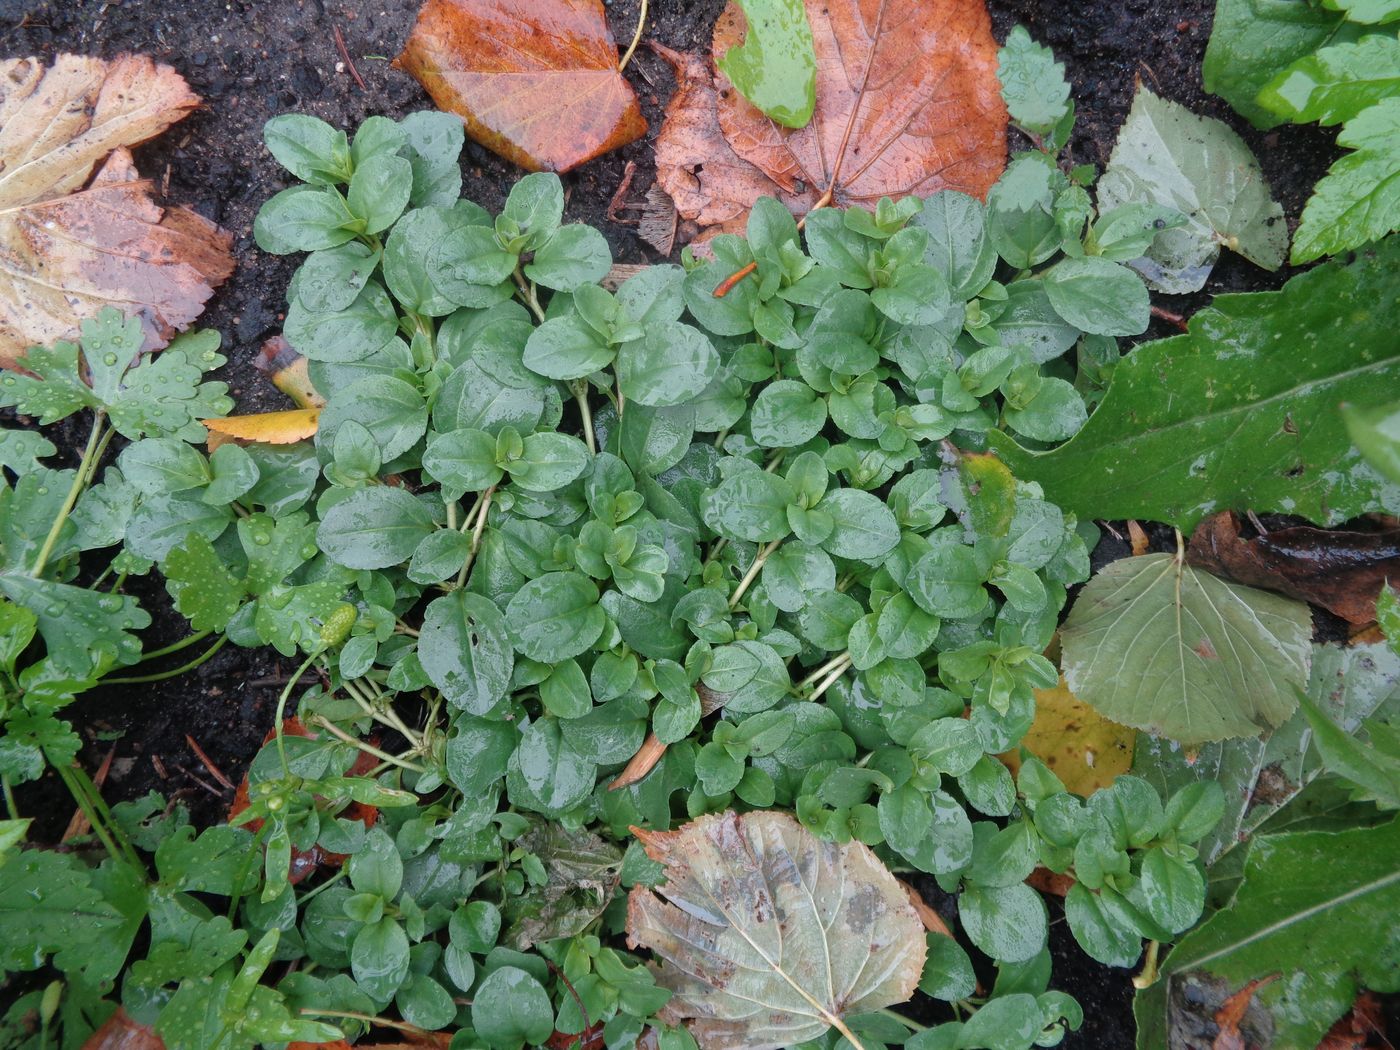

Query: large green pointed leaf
1096,86,1286,293
626,810,925,1048
1151,819,1400,1049
991,239,1400,532
1060,552,1311,744
1259,35,1400,126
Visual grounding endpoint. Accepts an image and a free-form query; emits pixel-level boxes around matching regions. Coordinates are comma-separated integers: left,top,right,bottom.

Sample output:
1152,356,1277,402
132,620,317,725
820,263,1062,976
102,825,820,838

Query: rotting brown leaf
81,1008,165,1050
1188,511,1400,624
1212,975,1281,1050
394,0,647,174
652,43,817,243
0,54,233,367
714,0,1006,208
626,810,925,1050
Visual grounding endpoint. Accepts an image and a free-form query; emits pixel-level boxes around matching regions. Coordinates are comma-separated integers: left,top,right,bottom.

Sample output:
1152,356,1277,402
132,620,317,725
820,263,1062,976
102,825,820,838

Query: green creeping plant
0,310,233,801
0,30,1222,1050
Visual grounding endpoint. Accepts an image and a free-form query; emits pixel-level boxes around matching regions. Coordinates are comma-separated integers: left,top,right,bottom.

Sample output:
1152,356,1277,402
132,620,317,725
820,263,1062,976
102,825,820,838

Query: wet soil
0,0,1342,1044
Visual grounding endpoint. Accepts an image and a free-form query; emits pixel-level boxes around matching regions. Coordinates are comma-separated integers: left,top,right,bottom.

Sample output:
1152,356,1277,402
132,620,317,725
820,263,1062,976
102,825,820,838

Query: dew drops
103,352,118,366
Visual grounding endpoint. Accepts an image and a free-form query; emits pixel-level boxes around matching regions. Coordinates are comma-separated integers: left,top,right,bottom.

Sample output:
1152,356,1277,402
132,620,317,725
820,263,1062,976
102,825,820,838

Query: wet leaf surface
0,55,233,366
395,0,647,173
1019,676,1135,796
1188,511,1400,624
626,810,924,1049
1060,551,1312,744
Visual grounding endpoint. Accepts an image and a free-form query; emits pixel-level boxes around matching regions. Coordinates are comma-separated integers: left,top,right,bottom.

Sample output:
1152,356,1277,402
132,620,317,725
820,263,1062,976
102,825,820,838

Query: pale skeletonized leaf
1097,86,1286,293
626,810,925,1050
1060,552,1312,745
0,54,233,365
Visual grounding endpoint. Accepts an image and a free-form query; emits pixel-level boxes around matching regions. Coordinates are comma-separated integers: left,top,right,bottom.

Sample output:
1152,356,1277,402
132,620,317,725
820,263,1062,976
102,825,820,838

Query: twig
176,765,224,799
184,735,234,791
607,161,641,225
62,745,116,843
333,25,367,91
1150,304,1189,332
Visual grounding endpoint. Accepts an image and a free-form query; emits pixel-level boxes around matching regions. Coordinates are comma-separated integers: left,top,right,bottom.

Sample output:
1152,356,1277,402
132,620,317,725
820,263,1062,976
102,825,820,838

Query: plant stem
729,538,781,610
276,651,322,775
799,651,852,689
807,656,852,703
617,0,647,72
455,485,495,588
879,1008,928,1032
573,382,597,454
31,412,108,577
102,635,228,684
2,775,18,820
308,717,426,774
134,629,214,663
298,1009,433,1036
1133,939,1161,989
512,270,546,324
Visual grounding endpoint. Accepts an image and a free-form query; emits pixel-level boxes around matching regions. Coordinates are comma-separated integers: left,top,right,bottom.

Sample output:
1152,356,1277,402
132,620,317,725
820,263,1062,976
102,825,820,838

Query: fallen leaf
610,682,725,790
1097,85,1286,294
626,810,925,1050
255,334,325,410
1025,867,1075,897
1128,519,1150,557
1020,676,1135,796
0,54,233,367
394,0,647,173
1060,551,1313,744
652,43,816,242
898,878,954,939
1317,992,1386,1050
1188,511,1400,625
713,0,1006,208
1213,975,1281,1050
82,1009,165,1050
203,408,321,450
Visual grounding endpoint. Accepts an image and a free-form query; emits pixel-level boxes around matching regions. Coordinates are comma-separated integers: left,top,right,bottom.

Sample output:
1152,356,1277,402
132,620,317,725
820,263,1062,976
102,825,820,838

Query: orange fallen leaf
610,683,726,790
1025,867,1076,898
203,408,321,450
0,54,233,368
1128,519,1150,557
395,0,647,173
1213,975,1280,1050
714,0,1006,206
898,878,954,939
652,43,817,242
1018,676,1135,797
82,1009,164,1050
1318,992,1386,1050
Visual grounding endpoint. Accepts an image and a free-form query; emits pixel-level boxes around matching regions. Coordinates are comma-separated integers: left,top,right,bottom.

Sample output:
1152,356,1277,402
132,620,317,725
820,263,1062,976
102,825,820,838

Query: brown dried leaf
714,0,1006,208
0,55,233,366
1213,975,1280,1050
897,878,954,939
395,0,647,173
626,810,925,1050
652,43,817,242
1187,511,1400,624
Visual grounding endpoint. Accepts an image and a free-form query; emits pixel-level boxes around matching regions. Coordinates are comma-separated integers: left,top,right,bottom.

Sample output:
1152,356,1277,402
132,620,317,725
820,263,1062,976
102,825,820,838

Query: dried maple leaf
626,810,925,1050
1188,511,1400,625
395,0,647,173
0,54,233,367
715,0,1004,209
652,43,817,241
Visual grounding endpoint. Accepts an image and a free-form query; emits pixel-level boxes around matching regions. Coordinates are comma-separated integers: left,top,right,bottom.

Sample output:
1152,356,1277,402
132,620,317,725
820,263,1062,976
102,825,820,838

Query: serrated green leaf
1061,552,1311,744
1097,86,1286,293
163,532,246,631
997,26,1070,135
1292,98,1400,262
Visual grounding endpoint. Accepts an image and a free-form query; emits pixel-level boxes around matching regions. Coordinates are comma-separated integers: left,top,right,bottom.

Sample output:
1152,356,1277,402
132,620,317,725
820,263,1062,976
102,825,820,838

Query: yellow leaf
203,408,320,449
1020,676,1135,797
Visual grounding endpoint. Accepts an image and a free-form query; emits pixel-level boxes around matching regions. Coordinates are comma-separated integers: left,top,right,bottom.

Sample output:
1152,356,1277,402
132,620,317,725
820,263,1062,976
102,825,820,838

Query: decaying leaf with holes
394,0,646,173
626,810,925,1050
0,54,233,367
